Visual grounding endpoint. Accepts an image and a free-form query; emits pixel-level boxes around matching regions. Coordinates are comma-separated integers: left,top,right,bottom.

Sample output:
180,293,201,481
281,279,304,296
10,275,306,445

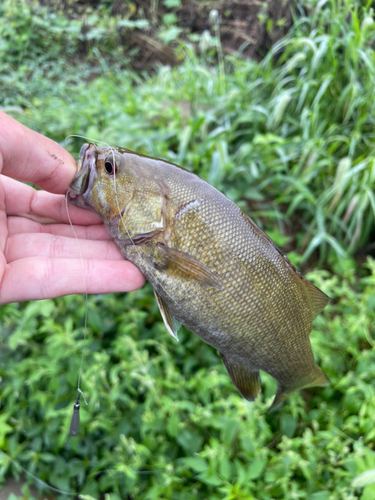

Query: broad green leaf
352,469,375,488
183,457,208,473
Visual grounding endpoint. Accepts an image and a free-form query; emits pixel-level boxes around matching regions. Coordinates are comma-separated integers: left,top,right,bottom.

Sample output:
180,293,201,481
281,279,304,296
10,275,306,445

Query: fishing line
65,193,89,436
65,134,179,308
0,451,77,496
87,467,165,478
0,191,92,498
66,135,178,305
109,149,179,309
64,136,118,437
0,137,171,497
0,448,162,497
65,134,118,148
65,136,179,431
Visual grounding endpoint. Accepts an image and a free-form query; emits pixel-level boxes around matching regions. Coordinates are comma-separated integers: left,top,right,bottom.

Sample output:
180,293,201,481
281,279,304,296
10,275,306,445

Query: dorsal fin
240,209,329,319
220,352,261,401
154,290,181,341
302,278,329,319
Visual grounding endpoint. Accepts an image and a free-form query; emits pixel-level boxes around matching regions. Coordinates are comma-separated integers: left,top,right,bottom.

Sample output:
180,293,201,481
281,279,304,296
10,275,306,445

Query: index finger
1,175,102,225
0,111,77,194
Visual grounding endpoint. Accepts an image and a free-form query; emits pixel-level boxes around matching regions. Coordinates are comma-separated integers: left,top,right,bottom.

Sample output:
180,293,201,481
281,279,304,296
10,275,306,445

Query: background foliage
1,0,375,499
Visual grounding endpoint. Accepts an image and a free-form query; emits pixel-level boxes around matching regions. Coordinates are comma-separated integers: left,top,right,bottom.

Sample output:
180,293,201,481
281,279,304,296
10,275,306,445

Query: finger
7,217,112,240
0,111,77,193
0,257,146,304
5,232,123,263
0,178,6,254
1,176,101,225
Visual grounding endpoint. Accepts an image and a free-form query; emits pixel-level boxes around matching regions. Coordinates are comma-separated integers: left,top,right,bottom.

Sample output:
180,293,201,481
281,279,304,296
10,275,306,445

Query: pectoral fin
155,244,222,290
220,352,261,401
154,290,181,341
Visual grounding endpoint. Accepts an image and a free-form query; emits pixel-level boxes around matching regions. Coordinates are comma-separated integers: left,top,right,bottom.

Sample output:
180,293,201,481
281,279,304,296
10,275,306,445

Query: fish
68,142,329,410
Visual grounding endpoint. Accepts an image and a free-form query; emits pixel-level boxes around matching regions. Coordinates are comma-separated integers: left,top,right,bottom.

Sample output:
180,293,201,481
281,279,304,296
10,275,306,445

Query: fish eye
104,156,118,175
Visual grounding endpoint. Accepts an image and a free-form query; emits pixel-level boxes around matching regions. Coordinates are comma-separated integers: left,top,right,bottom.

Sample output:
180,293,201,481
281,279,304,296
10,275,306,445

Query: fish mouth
68,143,98,209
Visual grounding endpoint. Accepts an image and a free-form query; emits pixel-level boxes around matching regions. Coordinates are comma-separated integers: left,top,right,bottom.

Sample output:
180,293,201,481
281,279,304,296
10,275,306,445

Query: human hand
0,111,145,304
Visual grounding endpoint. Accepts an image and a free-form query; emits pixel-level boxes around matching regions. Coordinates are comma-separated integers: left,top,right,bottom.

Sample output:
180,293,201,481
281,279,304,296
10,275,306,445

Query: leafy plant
1,262,375,499
1,0,375,499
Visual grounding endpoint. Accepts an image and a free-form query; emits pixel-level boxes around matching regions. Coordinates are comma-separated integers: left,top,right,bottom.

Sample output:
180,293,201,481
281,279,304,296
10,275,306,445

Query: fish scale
69,143,330,410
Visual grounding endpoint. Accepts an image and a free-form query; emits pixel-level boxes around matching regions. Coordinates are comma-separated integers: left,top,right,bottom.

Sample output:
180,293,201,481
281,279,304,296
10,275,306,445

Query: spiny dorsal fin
156,244,222,290
269,364,330,412
154,290,181,341
302,278,329,319
220,352,261,401
240,210,329,319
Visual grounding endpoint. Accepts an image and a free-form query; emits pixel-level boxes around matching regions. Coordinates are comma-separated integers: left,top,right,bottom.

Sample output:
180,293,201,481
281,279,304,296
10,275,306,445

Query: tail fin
269,366,330,412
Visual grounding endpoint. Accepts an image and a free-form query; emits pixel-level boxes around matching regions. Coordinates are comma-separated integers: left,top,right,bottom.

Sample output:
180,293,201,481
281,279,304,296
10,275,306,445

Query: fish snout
69,143,98,199
68,143,98,209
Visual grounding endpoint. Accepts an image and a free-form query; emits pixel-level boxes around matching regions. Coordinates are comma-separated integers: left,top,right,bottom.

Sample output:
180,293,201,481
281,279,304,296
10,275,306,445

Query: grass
1,0,375,499
4,0,375,260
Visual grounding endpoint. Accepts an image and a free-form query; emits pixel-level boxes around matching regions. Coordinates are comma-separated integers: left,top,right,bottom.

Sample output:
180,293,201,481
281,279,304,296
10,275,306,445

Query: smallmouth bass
69,143,329,410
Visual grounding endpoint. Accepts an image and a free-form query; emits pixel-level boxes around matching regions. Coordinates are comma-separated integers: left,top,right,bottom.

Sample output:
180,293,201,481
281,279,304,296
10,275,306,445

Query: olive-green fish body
69,144,329,409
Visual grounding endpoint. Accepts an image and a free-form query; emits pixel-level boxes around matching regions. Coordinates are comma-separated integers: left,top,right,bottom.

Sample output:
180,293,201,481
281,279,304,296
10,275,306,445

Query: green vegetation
1,0,375,499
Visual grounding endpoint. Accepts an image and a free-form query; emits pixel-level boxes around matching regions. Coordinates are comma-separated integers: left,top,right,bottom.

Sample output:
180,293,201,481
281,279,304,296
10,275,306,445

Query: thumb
0,111,77,194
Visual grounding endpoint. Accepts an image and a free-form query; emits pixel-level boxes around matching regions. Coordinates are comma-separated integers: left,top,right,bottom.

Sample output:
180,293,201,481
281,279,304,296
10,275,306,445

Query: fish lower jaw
68,192,96,212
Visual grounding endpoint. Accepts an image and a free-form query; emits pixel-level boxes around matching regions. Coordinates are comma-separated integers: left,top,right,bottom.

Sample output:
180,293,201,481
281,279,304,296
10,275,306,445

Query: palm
0,176,144,304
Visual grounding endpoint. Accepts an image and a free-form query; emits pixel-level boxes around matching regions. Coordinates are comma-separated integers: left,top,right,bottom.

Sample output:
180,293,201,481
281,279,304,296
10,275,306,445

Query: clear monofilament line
65,192,84,265
66,136,178,307
64,134,115,148
65,193,89,402
67,139,178,329
77,293,88,397
0,451,76,496
110,149,179,308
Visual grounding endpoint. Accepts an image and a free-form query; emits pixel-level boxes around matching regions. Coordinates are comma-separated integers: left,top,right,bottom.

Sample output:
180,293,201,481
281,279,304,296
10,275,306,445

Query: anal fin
154,290,181,341
220,352,261,401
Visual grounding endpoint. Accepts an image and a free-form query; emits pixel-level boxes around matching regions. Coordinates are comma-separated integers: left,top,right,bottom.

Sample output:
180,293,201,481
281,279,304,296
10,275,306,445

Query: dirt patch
178,0,292,57
112,0,293,69
41,0,293,69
